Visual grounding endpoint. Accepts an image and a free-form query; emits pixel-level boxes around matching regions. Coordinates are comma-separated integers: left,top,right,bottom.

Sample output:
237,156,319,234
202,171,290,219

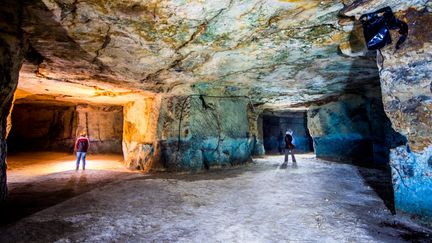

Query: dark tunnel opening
1,99,128,226
262,111,314,155
8,101,124,155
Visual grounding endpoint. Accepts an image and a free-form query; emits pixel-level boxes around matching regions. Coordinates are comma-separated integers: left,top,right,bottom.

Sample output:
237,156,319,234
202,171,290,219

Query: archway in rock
262,111,313,155
1,96,141,225
8,101,123,154
7,99,124,174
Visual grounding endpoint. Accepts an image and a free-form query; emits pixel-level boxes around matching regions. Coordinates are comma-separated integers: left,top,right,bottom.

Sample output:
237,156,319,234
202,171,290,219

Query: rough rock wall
157,95,254,171
308,95,373,164
376,8,432,219
76,104,123,154
122,96,161,170
8,103,77,152
307,94,404,166
0,0,26,201
247,106,265,156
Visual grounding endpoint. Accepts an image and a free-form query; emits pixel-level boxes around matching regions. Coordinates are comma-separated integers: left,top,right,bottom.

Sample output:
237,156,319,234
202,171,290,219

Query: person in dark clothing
284,130,297,163
277,131,284,154
75,132,90,171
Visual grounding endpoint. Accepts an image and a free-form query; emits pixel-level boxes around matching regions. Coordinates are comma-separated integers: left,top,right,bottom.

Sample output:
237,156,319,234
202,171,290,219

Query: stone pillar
122,96,161,170
307,95,374,164
0,0,26,201
247,106,265,156
377,9,432,219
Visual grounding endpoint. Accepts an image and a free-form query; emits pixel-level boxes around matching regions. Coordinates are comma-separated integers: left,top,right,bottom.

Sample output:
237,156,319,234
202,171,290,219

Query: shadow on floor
0,170,132,227
279,161,298,170
357,165,396,215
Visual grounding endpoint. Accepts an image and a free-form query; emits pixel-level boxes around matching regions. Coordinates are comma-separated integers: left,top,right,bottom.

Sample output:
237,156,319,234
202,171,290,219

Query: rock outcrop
307,93,405,166
379,9,432,220
0,0,27,201
343,1,432,220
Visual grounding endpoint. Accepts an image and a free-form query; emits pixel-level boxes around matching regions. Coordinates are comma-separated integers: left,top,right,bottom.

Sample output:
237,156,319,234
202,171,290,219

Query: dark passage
8,101,124,154
263,111,313,154
2,100,127,226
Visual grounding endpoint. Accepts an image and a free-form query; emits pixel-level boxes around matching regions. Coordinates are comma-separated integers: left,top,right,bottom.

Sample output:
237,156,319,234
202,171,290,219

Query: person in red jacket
75,132,90,171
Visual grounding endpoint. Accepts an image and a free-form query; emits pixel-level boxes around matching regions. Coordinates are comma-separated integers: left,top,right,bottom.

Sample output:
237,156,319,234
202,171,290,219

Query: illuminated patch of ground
1,152,140,226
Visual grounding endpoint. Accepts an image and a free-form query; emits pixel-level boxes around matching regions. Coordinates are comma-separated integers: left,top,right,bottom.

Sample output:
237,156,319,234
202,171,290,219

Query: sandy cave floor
0,153,431,242
1,152,137,226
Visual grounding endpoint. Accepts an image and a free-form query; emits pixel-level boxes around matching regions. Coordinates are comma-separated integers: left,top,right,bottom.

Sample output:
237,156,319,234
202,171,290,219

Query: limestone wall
75,104,123,154
341,0,432,221
308,95,373,164
0,0,26,201
307,94,404,167
8,103,77,152
247,106,265,156
377,8,432,219
122,96,161,170
156,95,255,171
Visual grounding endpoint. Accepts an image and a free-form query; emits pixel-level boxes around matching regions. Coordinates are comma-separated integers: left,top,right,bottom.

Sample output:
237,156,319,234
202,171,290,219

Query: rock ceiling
18,0,386,107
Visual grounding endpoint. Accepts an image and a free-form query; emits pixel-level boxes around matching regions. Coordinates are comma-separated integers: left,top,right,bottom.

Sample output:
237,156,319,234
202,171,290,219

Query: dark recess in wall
263,111,313,154
8,102,77,153
7,101,124,154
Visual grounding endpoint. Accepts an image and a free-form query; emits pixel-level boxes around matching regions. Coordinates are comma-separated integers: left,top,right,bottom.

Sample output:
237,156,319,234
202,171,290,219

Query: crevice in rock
140,51,195,83
140,0,234,83
391,163,409,189
25,44,44,65
91,26,111,65
199,95,214,110
177,96,191,151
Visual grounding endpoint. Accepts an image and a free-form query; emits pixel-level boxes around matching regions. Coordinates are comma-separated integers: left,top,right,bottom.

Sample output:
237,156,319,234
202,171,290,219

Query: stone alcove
8,101,123,154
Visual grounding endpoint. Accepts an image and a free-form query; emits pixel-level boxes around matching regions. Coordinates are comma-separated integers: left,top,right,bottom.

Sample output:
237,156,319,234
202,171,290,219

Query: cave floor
1,152,136,226
1,154,431,242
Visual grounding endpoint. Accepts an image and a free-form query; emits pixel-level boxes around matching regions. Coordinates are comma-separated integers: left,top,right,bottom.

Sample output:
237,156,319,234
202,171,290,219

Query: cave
263,111,314,154
0,0,431,241
8,101,123,154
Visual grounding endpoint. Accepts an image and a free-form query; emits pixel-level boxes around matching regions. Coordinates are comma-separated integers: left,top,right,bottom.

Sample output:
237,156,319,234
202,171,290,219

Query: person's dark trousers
284,149,296,163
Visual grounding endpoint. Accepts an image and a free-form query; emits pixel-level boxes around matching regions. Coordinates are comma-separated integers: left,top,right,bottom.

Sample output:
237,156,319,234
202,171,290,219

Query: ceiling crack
91,25,111,65
140,0,234,84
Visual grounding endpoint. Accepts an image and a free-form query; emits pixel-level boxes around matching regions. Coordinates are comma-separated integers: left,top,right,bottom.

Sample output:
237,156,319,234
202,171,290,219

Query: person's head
80,132,87,137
